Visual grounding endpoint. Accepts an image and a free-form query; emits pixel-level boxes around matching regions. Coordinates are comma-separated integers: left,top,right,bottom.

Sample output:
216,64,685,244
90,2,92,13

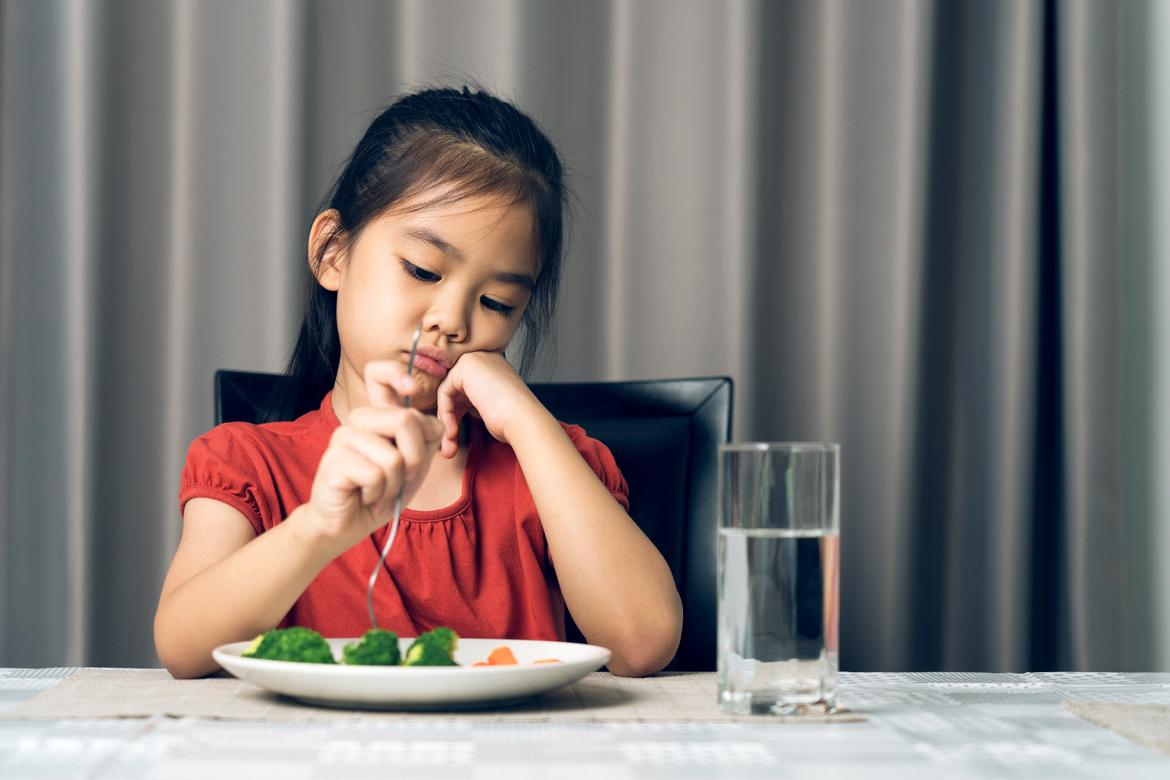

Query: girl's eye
401,259,513,317
400,259,440,282
481,297,515,317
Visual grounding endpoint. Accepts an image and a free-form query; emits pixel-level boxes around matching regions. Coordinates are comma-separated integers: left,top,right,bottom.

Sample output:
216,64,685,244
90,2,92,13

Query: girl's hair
273,86,565,421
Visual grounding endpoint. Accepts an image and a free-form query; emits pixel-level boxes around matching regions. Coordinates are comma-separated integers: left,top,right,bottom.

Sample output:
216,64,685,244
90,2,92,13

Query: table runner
0,669,864,723
1066,702,1170,756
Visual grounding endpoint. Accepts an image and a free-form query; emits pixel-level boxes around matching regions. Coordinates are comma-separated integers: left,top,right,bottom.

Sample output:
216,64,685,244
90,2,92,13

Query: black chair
215,369,733,670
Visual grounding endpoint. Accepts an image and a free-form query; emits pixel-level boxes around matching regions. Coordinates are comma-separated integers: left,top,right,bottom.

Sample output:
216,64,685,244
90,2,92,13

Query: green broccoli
402,627,459,666
241,627,336,664
342,629,401,666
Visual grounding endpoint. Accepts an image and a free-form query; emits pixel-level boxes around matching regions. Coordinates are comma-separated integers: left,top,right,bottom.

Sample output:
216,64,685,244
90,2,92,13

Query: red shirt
179,391,628,640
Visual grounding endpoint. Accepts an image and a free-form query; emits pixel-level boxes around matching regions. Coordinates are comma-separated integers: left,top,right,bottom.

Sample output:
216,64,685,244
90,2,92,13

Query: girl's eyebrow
404,225,535,291
404,226,462,259
494,271,535,291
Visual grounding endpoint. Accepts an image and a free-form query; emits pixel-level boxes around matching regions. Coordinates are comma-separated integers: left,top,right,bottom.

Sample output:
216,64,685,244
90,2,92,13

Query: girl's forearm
153,505,343,678
507,411,683,677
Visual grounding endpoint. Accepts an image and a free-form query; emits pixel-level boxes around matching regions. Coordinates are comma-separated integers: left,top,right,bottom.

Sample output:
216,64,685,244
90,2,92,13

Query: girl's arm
507,412,683,677
157,362,443,678
154,499,347,678
436,353,683,676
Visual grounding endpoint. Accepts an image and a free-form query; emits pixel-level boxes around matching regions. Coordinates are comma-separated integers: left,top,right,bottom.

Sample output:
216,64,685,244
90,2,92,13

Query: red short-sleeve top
178,391,629,640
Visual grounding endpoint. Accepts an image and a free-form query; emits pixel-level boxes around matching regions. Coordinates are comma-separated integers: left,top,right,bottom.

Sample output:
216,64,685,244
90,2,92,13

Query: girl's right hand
303,361,445,552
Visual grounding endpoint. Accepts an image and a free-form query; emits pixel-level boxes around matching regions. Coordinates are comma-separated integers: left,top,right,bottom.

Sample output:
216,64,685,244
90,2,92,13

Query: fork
366,323,423,629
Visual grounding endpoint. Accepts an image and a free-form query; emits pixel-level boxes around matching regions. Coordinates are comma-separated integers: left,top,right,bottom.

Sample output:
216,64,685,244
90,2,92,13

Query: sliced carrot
487,646,518,665
471,661,490,667
533,658,561,664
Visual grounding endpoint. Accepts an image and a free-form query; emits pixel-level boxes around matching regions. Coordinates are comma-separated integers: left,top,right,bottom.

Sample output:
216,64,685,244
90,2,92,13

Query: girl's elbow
154,614,217,679
608,650,671,678
160,659,205,680
607,611,683,678
154,637,197,679
157,647,219,680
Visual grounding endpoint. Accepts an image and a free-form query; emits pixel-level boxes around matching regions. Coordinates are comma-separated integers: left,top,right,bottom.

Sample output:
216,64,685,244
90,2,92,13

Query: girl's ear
308,209,346,291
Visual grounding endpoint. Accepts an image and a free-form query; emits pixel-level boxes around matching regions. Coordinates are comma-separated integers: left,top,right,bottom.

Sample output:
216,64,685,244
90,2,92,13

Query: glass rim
719,441,840,453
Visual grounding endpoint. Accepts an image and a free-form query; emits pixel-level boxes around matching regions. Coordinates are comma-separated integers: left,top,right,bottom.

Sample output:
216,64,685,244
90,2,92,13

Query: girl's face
312,191,537,411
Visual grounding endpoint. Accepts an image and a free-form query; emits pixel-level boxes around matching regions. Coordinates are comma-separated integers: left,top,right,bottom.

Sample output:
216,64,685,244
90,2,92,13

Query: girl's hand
304,361,444,551
435,351,549,458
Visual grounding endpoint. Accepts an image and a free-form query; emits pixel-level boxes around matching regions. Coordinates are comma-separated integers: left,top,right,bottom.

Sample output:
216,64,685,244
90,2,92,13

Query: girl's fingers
321,445,386,508
333,411,444,498
440,412,461,459
347,406,426,443
333,426,407,492
313,399,446,536
363,360,419,408
434,372,455,427
435,373,468,457
346,407,443,456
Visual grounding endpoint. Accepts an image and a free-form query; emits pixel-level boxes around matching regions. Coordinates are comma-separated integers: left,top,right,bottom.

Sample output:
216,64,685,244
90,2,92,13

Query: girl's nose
422,296,469,343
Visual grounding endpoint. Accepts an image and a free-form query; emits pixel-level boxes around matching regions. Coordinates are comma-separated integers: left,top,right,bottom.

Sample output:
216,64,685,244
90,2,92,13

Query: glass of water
718,443,840,715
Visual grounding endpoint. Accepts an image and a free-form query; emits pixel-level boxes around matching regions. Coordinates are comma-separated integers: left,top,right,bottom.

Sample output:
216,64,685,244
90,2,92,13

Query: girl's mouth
410,353,449,379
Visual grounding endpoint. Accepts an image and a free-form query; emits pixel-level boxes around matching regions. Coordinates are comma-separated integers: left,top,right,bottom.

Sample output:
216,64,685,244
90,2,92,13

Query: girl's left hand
434,351,547,458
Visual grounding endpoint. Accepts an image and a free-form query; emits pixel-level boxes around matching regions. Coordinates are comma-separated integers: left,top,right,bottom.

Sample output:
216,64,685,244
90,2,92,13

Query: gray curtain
1,0,1164,672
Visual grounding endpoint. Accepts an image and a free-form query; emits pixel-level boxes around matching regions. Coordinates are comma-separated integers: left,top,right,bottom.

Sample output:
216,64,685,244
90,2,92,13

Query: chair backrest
215,369,733,670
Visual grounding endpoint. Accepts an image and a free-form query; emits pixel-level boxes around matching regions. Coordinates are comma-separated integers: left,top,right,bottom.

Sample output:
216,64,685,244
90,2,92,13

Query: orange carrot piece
487,646,518,665
471,661,490,667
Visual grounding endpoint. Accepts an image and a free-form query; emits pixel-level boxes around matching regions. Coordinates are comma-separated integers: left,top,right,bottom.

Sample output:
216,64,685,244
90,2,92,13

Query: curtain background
2,0,1167,672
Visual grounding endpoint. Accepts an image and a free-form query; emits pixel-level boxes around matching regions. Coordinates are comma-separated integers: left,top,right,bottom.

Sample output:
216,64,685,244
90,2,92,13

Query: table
2,668,1169,778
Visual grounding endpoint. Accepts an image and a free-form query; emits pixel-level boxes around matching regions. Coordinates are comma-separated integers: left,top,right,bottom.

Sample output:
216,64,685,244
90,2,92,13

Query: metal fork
366,323,423,629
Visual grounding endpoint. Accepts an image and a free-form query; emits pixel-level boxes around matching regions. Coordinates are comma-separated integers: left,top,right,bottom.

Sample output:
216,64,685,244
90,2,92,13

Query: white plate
212,637,611,710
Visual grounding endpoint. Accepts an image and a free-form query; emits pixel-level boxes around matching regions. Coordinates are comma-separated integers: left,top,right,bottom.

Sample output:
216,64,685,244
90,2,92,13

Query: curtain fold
1,0,103,666
0,0,1162,671
1057,0,1125,671
1150,0,1170,672
909,0,1046,672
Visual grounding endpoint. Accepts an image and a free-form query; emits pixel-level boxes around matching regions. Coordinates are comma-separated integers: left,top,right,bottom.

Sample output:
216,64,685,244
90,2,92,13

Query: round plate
212,637,611,710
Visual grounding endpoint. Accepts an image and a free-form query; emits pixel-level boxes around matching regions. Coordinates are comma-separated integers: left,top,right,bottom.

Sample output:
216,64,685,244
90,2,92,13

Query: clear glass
717,443,840,715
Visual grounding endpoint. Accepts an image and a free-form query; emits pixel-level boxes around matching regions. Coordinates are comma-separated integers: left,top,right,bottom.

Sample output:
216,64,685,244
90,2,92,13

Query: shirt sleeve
560,423,631,512
178,424,268,535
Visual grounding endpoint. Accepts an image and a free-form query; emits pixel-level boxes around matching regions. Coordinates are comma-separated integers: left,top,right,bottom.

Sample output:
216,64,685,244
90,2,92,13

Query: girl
153,87,683,679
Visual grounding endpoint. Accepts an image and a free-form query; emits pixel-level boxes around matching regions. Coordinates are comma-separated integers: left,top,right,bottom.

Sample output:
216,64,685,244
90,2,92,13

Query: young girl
154,87,683,679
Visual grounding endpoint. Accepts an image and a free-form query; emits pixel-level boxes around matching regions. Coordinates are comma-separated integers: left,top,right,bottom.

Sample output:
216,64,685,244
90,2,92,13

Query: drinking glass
717,443,840,715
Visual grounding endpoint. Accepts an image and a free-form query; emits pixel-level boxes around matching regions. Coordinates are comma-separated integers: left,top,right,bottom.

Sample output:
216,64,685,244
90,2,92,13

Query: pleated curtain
1,0,1166,673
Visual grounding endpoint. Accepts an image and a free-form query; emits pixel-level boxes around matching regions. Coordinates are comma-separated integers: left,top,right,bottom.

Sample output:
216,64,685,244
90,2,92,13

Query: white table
2,668,1169,778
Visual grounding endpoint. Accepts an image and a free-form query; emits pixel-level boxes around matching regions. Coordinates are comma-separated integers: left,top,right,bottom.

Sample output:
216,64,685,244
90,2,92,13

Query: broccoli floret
402,627,459,666
342,629,401,666
241,627,336,664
